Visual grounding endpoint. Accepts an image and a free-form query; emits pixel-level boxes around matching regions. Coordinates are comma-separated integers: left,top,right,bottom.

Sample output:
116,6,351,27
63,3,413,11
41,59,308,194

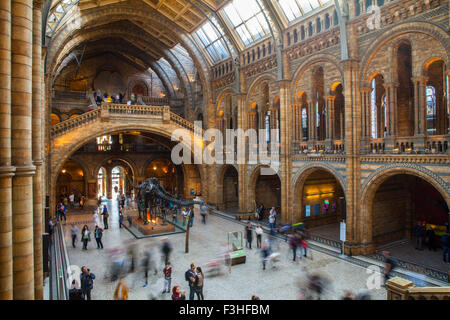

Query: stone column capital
361,87,371,93
383,82,399,89
32,159,44,167
325,95,336,101
33,0,44,9
411,76,429,85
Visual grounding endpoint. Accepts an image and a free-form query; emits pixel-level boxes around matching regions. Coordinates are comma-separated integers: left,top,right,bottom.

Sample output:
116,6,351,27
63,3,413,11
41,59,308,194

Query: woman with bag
194,267,205,300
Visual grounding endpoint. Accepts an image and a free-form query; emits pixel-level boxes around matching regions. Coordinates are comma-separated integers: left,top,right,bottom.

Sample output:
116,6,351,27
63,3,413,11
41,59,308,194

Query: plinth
130,217,175,235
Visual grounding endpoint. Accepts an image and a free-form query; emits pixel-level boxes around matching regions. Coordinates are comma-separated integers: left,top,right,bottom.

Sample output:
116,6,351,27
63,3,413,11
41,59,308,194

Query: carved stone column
384,82,398,137
32,0,43,299
11,0,36,299
307,100,315,141
0,0,14,300
106,167,112,199
326,96,335,140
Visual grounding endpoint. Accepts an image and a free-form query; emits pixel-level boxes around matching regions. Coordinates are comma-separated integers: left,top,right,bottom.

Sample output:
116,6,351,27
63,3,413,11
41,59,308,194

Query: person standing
94,225,104,249
102,205,109,229
413,221,424,250
182,207,188,226
58,202,67,223
255,224,263,249
93,211,100,227
425,226,436,251
69,192,75,209
245,222,253,249
269,209,276,235
119,210,124,229
194,267,204,300
80,266,96,300
189,207,194,228
81,225,91,250
441,232,450,263
71,225,79,248
185,263,197,300
163,262,172,293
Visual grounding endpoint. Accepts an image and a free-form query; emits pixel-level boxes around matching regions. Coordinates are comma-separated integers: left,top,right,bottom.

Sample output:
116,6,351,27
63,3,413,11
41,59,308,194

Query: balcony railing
366,135,450,155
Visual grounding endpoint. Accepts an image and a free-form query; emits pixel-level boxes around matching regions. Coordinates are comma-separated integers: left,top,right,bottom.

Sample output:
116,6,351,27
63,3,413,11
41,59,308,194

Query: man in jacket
80,266,96,300
102,205,109,229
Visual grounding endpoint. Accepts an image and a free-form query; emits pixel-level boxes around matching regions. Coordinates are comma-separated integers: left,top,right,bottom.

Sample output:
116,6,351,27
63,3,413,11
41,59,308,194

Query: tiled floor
62,201,388,300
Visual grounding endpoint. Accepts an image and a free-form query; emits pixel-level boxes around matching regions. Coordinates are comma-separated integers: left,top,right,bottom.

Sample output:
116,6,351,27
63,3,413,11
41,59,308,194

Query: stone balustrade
386,277,450,300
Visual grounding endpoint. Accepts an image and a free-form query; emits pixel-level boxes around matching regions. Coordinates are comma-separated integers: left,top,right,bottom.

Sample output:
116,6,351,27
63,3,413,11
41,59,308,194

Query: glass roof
46,0,80,37
194,17,231,63
276,0,331,22
221,0,271,47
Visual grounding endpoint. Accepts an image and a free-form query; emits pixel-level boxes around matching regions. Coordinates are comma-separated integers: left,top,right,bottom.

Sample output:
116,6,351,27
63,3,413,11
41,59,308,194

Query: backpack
185,270,191,282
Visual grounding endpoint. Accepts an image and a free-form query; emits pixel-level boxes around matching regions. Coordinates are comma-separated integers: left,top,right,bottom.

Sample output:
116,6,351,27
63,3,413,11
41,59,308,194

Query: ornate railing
51,108,101,137
310,234,343,251
366,135,450,154
51,104,199,138
369,252,449,283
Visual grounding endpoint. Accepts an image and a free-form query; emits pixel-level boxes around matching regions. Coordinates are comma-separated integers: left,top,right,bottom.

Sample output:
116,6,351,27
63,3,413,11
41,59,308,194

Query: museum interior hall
0,0,449,301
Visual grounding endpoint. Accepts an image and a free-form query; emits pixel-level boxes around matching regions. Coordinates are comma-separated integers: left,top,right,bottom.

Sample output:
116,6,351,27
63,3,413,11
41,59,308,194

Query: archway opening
56,160,86,208
97,167,107,199
111,166,126,200
254,170,281,223
371,174,448,248
297,169,345,240
425,59,447,136
222,166,238,211
144,158,180,195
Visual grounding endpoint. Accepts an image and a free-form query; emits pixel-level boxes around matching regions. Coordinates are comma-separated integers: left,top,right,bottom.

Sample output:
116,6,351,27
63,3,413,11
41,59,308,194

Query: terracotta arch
359,22,450,83
359,165,450,252
292,164,346,223
290,53,344,100
247,164,281,215
216,164,239,210
93,156,138,182
246,73,278,106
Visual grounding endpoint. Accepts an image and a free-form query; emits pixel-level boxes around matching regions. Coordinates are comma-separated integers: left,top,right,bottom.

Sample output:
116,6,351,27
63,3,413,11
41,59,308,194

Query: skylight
194,17,230,63
221,0,271,47
277,0,330,22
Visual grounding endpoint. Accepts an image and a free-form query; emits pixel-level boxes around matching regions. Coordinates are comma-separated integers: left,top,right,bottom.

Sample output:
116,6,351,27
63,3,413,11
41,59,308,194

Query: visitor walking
80,266,96,300
185,263,197,300
163,262,172,293
413,221,424,250
200,204,208,224
257,204,265,221
71,225,78,248
189,207,194,228
194,266,204,300
382,251,397,284
57,202,67,223
255,224,263,249
81,225,91,250
289,232,301,261
94,225,104,249
102,205,109,229
161,238,172,265
114,278,129,300
260,242,271,270
245,222,253,249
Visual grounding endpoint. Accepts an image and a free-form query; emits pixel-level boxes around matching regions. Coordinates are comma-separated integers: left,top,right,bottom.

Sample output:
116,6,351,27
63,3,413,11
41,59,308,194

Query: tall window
301,107,308,140
370,78,377,139
222,0,271,46
426,86,436,135
277,0,330,22
195,18,230,62
265,112,271,143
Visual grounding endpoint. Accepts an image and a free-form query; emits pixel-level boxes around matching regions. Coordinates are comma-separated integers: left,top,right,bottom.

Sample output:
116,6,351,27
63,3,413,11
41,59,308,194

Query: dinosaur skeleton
128,177,205,224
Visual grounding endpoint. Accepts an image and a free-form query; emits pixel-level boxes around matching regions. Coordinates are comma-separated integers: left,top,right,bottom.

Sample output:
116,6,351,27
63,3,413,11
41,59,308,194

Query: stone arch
246,73,278,106
290,53,344,101
128,78,149,97
247,164,281,216
46,5,213,116
216,164,239,210
140,155,173,177
93,156,138,183
360,164,450,250
292,163,346,222
359,22,450,83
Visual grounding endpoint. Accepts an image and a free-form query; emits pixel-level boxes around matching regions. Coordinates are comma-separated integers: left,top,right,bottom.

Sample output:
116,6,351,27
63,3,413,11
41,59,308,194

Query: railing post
100,104,110,122
386,277,414,300
163,106,170,124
